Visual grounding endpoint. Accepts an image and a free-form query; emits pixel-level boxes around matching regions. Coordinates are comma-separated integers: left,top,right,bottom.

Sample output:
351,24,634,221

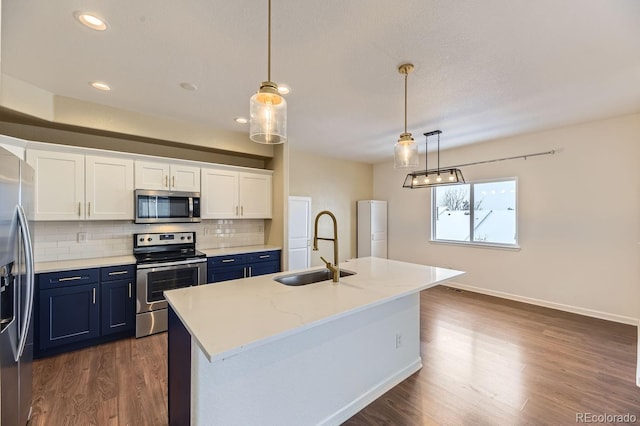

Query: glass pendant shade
250,81,287,144
394,132,419,168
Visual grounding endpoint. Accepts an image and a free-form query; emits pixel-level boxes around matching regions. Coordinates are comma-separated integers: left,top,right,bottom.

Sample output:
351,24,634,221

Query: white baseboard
637,326,640,388
320,359,423,426
443,281,639,326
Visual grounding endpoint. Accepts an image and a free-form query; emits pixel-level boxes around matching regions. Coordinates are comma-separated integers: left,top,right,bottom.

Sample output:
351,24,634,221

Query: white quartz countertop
35,255,136,273
199,245,281,257
34,246,281,273
165,257,464,363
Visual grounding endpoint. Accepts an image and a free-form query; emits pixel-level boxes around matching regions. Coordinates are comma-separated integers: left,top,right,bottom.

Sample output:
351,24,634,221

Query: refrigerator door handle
15,204,34,362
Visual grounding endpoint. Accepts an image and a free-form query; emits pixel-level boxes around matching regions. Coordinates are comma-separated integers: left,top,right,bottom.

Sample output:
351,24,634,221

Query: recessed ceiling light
180,82,198,91
277,84,290,95
90,81,111,91
74,12,108,31
234,117,248,124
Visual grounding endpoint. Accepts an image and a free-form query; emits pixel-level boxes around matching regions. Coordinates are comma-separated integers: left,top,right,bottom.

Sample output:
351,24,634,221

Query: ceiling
2,0,640,164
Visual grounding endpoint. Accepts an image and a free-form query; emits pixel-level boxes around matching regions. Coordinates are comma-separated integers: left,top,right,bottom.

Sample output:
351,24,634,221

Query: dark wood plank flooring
31,286,639,425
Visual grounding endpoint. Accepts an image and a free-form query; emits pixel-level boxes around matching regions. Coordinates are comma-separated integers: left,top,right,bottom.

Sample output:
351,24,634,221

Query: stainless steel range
134,231,206,337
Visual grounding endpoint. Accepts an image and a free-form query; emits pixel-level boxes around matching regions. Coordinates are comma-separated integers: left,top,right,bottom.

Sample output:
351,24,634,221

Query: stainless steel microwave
134,189,201,223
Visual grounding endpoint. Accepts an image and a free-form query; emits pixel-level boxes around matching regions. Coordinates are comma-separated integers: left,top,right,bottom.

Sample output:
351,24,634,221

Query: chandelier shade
403,130,465,188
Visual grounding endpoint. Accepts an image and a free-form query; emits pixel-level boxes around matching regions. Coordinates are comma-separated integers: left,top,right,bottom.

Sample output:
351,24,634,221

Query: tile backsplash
33,219,265,262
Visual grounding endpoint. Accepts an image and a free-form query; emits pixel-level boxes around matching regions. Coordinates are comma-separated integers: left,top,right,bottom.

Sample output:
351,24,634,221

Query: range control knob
147,237,152,242
139,238,144,242
180,236,185,240
187,236,192,240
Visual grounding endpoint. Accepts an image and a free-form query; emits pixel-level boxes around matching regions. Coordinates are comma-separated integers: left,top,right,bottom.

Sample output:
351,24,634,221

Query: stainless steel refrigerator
0,144,35,425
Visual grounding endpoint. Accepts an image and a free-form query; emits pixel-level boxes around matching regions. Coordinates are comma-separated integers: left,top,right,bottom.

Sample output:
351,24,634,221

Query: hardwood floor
30,333,168,425
31,286,639,425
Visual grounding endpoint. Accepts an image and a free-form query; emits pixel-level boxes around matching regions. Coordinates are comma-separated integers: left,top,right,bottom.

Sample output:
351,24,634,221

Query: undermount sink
274,268,357,286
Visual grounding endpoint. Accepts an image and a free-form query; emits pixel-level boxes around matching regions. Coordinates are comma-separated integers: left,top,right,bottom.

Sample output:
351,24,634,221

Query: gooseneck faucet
313,210,340,282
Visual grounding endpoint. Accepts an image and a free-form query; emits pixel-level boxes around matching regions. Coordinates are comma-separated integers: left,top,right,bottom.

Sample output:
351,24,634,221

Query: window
432,178,517,247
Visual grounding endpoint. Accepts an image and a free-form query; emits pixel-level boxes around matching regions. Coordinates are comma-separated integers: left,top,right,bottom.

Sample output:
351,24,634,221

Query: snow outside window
432,179,517,247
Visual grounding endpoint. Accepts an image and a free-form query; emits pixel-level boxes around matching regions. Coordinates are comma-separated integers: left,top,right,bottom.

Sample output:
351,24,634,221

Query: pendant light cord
437,132,440,174
267,0,272,82
403,72,408,133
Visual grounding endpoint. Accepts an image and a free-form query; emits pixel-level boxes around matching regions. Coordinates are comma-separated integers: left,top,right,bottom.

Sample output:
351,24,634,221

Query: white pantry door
288,196,312,271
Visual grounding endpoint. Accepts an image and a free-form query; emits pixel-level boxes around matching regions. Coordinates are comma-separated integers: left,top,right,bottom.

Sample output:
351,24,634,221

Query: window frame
430,177,520,249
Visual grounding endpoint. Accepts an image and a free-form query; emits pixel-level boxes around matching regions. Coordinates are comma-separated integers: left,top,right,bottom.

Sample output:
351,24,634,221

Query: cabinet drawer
207,254,247,268
38,268,99,289
247,250,281,263
101,265,136,282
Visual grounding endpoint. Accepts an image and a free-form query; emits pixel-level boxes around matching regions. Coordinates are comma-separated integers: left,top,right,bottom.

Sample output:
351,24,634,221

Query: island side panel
190,292,421,425
168,306,191,426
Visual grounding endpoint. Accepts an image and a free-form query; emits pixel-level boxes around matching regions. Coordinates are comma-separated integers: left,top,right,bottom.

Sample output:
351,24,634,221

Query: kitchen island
165,257,464,425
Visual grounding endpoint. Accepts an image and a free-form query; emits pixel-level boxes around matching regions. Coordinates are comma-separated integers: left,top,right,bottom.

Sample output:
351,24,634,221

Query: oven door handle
137,258,207,270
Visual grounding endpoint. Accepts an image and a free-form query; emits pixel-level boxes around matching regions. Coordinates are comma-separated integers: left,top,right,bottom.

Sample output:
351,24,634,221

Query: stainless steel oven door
136,258,206,314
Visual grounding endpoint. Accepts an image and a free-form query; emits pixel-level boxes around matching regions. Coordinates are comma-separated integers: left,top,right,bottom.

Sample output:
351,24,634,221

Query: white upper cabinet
85,156,134,220
239,172,272,218
201,168,238,218
201,167,272,219
27,149,134,221
135,160,200,192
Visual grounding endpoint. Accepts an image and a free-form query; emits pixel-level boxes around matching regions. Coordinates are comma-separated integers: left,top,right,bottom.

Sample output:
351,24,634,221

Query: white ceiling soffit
2,0,640,163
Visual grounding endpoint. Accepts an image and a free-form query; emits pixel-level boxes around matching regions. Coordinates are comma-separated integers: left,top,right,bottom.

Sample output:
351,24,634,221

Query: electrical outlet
395,333,402,349
77,232,87,243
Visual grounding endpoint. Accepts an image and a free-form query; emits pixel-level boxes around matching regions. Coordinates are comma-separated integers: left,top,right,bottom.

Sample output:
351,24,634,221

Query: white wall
289,148,373,266
374,113,640,323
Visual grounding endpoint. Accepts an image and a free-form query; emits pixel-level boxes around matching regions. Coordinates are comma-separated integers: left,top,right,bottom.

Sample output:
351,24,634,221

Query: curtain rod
435,149,557,170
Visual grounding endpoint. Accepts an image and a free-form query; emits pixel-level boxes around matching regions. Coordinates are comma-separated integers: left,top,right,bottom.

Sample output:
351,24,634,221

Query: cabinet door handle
92,287,96,304
108,271,128,276
241,206,243,216
172,176,175,188
221,259,235,263
78,202,81,217
235,206,239,216
59,276,83,282
165,176,168,188
248,266,252,277
88,202,91,217
128,282,132,298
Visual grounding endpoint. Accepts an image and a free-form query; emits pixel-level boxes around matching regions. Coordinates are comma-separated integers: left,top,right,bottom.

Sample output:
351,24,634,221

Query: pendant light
249,0,287,144
394,63,418,168
403,130,465,188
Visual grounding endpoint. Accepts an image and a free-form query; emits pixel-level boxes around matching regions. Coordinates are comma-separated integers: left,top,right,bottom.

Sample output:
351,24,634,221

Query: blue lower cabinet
208,265,246,283
38,283,100,350
36,264,136,357
207,250,281,283
101,278,135,335
249,261,280,277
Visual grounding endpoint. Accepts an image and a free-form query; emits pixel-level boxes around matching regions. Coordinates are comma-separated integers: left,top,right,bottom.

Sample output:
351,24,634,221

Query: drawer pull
221,259,235,263
108,271,128,276
58,276,83,282
259,255,270,259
